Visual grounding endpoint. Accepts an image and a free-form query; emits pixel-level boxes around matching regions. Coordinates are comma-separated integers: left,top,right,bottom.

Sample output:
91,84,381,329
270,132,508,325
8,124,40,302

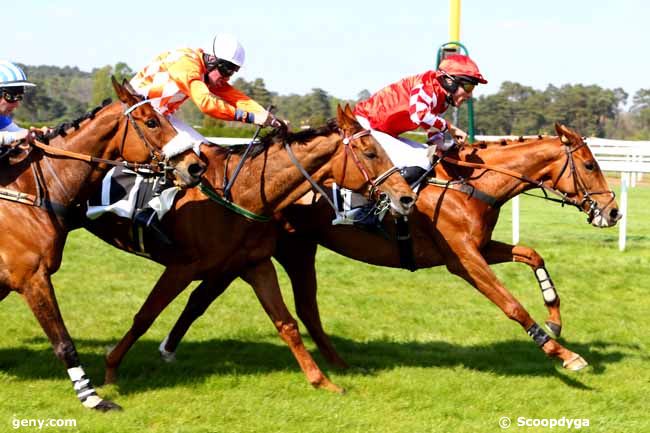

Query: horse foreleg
159,274,236,362
482,240,562,338
105,265,194,384
241,259,344,393
275,235,348,369
22,272,120,411
446,242,587,371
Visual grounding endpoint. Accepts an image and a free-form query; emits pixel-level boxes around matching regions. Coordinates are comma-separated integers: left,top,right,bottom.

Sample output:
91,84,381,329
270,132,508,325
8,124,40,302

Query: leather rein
440,137,616,221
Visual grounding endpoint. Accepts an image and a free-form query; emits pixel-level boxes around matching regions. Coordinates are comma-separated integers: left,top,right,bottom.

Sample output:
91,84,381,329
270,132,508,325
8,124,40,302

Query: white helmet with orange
212,33,246,67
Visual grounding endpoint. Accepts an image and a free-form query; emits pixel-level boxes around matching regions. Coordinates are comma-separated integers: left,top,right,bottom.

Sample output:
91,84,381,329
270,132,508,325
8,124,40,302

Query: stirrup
134,208,173,246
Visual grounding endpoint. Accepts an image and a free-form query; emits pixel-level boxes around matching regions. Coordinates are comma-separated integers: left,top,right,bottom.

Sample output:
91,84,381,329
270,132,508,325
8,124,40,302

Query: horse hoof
159,349,176,363
158,336,176,363
545,321,562,338
563,354,588,371
92,399,123,412
317,380,346,394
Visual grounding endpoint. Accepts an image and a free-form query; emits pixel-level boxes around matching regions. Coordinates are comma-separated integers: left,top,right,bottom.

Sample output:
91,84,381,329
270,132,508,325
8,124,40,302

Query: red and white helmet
438,54,487,84
212,33,246,67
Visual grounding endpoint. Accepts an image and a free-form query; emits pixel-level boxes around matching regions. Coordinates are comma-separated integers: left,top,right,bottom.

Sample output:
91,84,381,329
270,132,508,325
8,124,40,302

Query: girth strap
395,215,417,271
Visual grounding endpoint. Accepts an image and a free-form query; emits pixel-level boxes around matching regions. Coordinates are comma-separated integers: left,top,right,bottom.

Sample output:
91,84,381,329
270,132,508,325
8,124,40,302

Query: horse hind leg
241,259,345,393
447,243,587,371
21,272,120,411
159,275,236,362
482,240,563,338
105,266,194,384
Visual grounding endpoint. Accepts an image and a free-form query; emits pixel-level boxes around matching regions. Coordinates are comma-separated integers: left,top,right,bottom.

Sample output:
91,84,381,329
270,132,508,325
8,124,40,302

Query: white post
619,172,629,252
512,195,520,244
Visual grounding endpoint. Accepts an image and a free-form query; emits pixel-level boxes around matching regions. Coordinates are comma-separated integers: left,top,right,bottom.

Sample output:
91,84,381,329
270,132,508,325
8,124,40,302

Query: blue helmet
0,60,35,88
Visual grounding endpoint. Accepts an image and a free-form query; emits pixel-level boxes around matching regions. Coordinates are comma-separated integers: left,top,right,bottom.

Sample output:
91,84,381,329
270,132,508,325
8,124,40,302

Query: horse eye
145,119,160,128
584,160,595,171
363,151,377,159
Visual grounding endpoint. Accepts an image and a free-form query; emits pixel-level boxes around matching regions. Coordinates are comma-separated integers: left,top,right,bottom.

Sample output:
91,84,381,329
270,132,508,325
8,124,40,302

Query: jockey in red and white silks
353,54,487,170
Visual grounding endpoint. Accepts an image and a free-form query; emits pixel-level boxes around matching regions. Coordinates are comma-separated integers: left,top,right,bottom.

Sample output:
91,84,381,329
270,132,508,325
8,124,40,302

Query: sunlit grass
0,185,648,433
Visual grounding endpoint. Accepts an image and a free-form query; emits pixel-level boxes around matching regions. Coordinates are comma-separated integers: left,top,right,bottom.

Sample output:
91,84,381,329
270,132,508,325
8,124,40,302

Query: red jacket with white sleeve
354,70,450,140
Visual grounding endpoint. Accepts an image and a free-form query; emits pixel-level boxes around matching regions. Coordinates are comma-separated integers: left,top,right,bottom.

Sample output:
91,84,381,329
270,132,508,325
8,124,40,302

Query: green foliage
0,184,648,432
9,63,650,140
472,82,628,137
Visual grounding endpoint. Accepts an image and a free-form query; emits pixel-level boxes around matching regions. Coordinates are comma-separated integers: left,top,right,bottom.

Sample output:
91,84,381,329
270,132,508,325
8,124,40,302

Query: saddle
0,140,33,166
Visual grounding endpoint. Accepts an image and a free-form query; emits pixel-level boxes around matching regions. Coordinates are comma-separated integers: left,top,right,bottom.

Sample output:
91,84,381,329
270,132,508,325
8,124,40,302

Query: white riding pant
355,115,431,170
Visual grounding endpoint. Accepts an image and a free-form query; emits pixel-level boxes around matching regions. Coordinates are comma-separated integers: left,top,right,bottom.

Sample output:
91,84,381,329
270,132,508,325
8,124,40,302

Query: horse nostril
188,163,206,178
400,196,415,207
610,208,621,220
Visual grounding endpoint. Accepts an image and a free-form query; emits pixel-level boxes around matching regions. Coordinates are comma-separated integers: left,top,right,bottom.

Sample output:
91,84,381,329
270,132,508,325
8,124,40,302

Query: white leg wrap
535,267,558,304
159,335,176,363
67,366,102,408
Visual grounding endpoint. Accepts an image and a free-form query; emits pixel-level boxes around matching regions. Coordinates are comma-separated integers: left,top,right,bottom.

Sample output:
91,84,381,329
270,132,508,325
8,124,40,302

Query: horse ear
337,104,351,129
112,75,134,104
555,122,576,144
344,104,355,119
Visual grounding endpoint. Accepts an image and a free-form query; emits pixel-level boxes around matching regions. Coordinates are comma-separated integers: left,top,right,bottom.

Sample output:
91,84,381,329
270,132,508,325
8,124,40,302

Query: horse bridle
284,128,400,213
548,137,616,222
340,129,401,199
121,99,171,173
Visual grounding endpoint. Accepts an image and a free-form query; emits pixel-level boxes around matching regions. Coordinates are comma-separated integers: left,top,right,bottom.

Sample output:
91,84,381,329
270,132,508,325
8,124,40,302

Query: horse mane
226,118,340,159
464,134,550,150
39,98,113,143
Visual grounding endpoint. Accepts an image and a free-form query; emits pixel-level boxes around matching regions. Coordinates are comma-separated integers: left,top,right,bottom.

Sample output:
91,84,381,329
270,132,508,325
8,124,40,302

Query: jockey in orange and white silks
0,61,35,147
353,54,487,170
129,33,283,157
87,34,286,246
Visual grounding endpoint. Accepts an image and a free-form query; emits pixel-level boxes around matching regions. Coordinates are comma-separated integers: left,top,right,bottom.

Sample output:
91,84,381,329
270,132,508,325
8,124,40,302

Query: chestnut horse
0,78,205,411
161,123,620,376
83,105,415,393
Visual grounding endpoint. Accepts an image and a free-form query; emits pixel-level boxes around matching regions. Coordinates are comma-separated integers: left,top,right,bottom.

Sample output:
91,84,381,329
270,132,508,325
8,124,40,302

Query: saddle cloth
86,166,179,221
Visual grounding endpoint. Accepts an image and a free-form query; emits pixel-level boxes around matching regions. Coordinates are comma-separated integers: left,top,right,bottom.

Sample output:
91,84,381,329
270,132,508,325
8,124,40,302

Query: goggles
215,59,239,78
458,81,475,93
1,90,24,103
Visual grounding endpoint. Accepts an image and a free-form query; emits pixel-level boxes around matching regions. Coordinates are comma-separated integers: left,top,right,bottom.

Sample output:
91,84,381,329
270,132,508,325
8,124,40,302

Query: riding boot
133,207,173,246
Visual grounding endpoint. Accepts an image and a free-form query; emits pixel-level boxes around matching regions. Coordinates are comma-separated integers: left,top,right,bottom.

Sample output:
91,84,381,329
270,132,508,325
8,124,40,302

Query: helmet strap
438,75,458,106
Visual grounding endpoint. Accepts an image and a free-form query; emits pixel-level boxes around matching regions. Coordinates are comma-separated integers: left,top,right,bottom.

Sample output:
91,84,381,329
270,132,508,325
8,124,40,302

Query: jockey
122,33,285,245
129,33,283,156
354,54,487,176
0,61,35,148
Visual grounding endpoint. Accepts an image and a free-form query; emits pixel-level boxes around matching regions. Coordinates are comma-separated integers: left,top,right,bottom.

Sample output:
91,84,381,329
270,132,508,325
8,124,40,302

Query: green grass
1,184,649,433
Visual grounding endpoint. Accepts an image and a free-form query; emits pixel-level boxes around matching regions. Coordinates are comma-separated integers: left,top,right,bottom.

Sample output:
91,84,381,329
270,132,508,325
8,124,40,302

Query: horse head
111,77,206,187
335,104,415,216
548,123,620,227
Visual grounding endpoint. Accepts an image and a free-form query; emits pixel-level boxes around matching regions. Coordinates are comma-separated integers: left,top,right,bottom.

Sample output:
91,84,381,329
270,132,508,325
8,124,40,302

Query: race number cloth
86,166,179,220
355,115,431,170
